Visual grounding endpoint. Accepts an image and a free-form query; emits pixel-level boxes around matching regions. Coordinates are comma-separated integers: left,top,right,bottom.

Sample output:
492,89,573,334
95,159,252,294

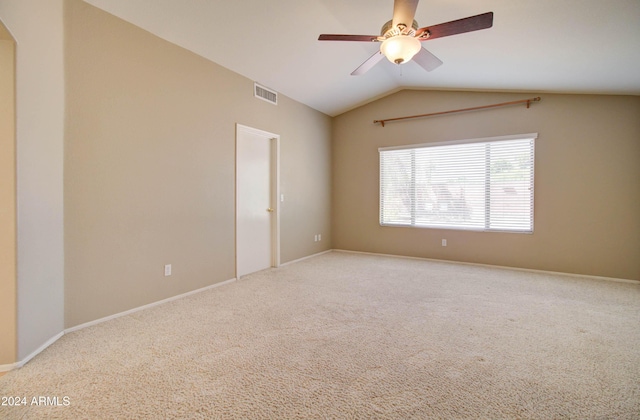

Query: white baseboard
19,331,65,368
3,250,633,374
279,249,332,267
65,277,237,334
0,361,20,373
332,249,640,285
0,278,237,373
0,331,66,372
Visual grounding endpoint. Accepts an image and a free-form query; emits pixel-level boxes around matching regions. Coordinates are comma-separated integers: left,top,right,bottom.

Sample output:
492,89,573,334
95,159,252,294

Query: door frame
235,124,280,278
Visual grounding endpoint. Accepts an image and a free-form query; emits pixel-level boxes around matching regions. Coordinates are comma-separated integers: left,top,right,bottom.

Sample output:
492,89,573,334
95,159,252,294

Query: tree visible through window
379,134,536,232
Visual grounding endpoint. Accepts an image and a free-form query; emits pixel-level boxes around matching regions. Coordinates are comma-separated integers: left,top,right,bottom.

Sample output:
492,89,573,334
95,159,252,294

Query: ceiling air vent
254,83,278,105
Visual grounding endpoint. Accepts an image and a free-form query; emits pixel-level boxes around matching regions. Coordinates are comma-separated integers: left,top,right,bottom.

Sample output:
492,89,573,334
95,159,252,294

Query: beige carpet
1,251,639,419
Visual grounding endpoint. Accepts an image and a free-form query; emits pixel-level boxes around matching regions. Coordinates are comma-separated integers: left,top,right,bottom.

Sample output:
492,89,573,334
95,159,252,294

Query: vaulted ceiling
84,0,640,116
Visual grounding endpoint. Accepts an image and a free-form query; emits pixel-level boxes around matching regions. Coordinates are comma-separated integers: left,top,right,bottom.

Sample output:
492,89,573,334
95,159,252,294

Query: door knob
267,208,274,212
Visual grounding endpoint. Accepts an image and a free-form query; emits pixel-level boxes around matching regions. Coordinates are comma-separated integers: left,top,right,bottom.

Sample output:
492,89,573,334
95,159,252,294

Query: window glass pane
488,139,533,231
380,135,535,233
414,143,485,229
380,149,413,225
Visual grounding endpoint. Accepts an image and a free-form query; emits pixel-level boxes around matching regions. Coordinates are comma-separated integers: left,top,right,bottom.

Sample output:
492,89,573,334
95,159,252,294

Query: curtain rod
374,97,541,127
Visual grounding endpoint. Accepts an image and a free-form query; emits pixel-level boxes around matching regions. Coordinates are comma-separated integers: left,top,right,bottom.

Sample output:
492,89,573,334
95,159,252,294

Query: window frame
379,133,537,233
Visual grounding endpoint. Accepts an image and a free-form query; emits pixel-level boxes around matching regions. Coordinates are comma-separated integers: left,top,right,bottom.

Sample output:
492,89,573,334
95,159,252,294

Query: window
379,134,536,233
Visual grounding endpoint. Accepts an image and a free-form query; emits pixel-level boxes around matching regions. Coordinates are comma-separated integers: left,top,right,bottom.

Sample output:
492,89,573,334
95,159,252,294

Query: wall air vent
254,83,278,105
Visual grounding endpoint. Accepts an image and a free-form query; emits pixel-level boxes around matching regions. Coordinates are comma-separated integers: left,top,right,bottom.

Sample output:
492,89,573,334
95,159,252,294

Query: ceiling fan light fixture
380,35,421,64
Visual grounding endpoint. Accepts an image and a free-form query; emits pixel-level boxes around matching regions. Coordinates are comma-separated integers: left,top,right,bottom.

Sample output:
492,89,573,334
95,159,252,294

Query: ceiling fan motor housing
380,19,419,38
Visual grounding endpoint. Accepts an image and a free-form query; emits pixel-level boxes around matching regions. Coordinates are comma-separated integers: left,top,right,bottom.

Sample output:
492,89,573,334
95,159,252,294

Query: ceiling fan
318,0,493,75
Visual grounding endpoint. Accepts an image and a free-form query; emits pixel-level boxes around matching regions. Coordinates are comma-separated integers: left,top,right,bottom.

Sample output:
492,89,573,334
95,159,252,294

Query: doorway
235,124,280,278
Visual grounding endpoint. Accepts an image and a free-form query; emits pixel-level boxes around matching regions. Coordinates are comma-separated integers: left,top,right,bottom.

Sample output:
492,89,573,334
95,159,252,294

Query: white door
236,124,279,278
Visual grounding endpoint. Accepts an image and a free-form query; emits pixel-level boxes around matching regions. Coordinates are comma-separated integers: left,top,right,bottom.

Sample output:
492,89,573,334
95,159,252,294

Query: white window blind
379,134,536,232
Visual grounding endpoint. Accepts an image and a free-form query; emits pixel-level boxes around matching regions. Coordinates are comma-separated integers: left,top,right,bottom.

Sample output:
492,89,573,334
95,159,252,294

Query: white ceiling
84,0,640,116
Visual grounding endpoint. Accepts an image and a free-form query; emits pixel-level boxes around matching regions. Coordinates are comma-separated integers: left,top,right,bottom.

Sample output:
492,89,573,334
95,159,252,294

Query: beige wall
64,0,331,327
0,0,65,362
0,32,16,365
332,90,640,281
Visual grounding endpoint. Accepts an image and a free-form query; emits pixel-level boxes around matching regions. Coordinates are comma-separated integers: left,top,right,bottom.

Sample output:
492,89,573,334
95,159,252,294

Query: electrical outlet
314,235,318,242
442,239,447,247
164,264,172,276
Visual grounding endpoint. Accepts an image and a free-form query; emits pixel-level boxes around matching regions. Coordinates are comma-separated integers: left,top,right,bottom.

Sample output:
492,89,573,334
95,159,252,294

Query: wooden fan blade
318,34,379,42
392,0,419,29
416,12,493,40
351,51,385,76
412,47,443,72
